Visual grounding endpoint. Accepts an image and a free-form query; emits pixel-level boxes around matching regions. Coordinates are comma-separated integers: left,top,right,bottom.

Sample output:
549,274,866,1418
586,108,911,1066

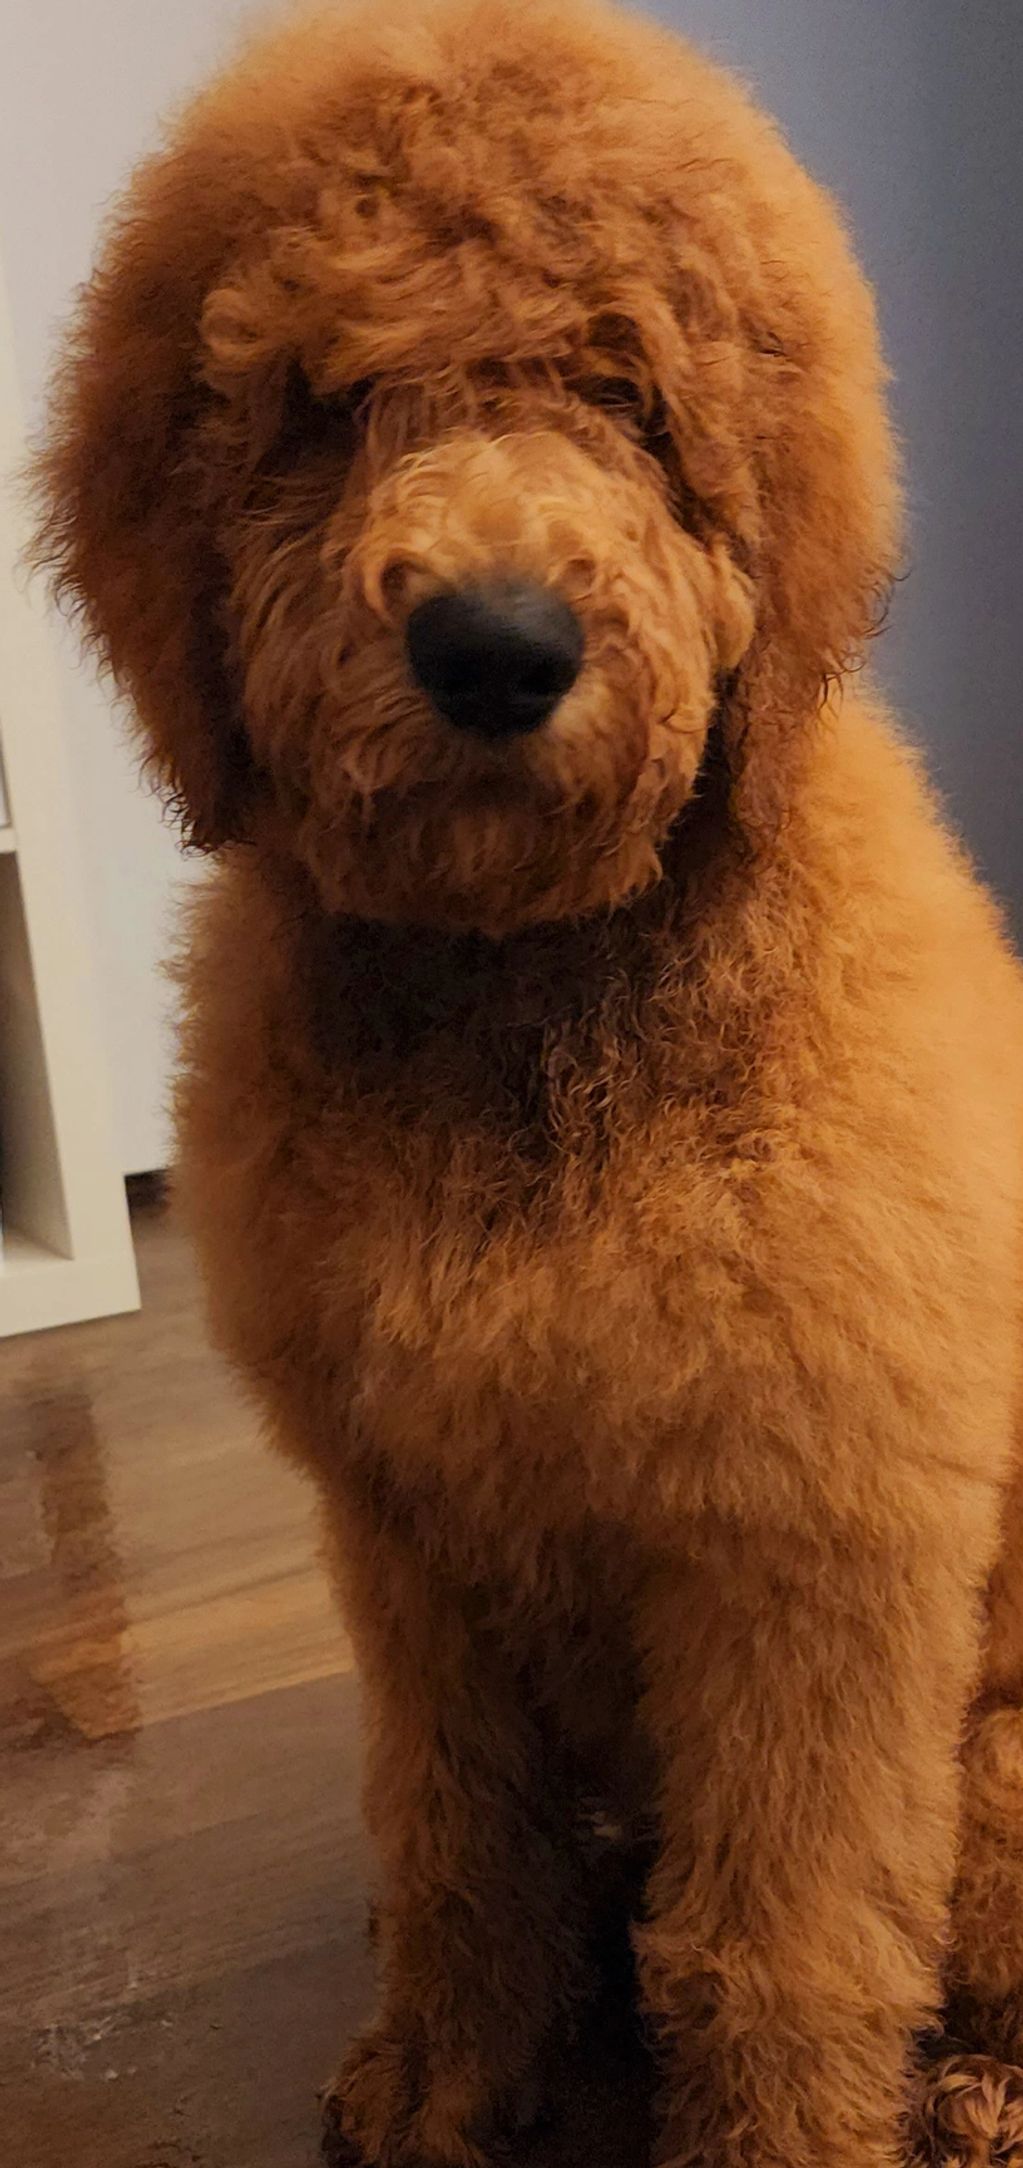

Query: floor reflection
29,1378,140,1744
0,1200,653,2168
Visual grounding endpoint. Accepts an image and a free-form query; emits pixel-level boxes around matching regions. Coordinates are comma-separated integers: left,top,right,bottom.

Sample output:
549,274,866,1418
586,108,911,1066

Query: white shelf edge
0,246,140,1334
1,1227,66,1272
0,1227,139,1339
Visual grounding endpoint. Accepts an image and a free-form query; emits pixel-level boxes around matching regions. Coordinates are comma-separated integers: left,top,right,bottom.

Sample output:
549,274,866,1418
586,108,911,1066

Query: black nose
405,581,584,739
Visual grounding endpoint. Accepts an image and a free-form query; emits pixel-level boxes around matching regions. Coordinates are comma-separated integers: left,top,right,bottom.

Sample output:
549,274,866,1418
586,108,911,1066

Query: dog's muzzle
405,579,585,740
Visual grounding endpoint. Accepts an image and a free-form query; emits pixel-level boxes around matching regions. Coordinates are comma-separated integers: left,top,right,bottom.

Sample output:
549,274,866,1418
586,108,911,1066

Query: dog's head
33,0,899,935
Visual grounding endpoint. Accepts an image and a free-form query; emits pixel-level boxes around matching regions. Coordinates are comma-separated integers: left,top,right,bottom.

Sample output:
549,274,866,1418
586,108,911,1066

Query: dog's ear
715,297,900,853
29,143,253,850
644,123,901,855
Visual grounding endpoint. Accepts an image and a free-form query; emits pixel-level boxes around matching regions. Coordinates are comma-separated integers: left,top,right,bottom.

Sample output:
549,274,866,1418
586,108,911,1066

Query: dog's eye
583,375,679,477
584,375,649,428
275,363,362,463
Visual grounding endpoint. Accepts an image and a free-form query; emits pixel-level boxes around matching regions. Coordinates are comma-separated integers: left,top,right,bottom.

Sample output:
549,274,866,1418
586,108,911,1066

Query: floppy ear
717,277,900,853
636,83,902,855
29,141,254,849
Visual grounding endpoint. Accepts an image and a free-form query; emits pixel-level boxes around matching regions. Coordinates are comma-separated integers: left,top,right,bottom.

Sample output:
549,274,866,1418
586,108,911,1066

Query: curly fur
30,3,1023,2166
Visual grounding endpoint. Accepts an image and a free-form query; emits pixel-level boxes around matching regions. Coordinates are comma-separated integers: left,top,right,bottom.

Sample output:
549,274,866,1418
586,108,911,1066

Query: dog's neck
310,888,674,1063
300,901,665,1187
302,717,747,1090
296,822,776,1175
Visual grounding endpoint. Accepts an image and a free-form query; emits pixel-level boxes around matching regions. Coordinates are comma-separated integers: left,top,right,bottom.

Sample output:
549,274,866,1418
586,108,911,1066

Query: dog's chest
191,882,814,1531
303,1095,758,1531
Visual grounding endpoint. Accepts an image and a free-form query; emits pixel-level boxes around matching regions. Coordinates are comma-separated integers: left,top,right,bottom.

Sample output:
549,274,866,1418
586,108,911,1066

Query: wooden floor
0,1197,650,2168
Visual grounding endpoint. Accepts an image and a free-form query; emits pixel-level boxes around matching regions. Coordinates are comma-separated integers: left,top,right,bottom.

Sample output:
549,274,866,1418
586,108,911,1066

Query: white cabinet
0,257,138,1336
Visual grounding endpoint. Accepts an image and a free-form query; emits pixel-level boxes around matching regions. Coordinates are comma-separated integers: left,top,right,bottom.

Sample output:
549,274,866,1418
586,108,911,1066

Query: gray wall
638,0,1023,932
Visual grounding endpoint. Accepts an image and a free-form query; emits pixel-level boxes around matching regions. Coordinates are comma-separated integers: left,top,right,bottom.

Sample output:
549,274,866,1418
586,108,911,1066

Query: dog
31,3,1023,2165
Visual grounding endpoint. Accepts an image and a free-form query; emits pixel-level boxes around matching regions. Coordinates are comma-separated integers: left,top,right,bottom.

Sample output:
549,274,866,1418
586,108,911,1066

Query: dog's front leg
634,1523,977,2168
322,1489,588,2168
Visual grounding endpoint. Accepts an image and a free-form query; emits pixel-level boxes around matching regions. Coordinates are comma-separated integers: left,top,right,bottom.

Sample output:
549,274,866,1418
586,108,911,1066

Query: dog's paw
322,2028,417,2168
321,2026,505,2168
913,2050,1023,2168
